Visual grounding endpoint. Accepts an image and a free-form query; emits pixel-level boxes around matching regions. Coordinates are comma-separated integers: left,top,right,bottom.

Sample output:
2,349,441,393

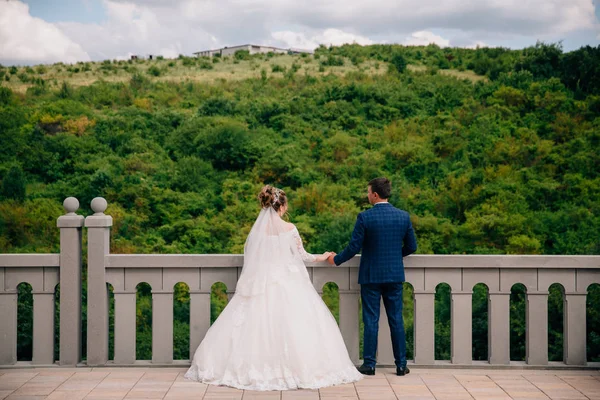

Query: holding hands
327,252,337,265
315,252,334,262
314,252,337,264
313,252,337,265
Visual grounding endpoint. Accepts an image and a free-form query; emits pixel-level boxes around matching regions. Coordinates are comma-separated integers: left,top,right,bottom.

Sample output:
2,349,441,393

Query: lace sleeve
291,227,316,262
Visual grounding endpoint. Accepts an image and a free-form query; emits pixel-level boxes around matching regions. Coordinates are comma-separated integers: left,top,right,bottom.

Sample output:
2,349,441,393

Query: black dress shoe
356,364,376,375
396,366,410,376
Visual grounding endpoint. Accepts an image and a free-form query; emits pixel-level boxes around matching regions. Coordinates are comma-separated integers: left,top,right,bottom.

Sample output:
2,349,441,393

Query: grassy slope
4,53,485,94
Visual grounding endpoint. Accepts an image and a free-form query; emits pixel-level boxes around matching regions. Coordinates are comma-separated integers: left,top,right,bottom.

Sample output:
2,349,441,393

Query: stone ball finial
63,197,79,215
91,197,108,215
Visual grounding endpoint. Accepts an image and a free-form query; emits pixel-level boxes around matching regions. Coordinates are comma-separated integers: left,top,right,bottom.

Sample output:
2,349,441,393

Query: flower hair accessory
273,188,281,206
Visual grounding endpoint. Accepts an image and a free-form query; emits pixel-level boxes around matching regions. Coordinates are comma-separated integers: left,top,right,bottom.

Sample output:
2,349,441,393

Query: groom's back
359,203,416,284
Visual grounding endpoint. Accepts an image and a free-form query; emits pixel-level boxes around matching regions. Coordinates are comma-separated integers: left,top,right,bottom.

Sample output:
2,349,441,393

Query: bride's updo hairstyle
258,185,287,212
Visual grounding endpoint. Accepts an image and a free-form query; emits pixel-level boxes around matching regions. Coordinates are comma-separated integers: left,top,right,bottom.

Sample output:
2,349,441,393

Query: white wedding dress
184,207,363,391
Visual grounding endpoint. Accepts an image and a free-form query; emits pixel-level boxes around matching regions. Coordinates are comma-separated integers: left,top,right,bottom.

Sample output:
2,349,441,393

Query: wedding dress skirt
184,265,363,390
184,222,363,391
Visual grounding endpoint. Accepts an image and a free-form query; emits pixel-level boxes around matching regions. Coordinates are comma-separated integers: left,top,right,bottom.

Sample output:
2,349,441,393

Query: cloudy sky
1,0,599,65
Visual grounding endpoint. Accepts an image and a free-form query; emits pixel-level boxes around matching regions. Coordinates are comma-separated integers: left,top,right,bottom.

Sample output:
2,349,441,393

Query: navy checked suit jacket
333,202,417,284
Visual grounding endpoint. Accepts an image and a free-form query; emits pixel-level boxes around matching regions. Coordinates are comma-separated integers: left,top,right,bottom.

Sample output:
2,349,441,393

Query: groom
327,177,417,376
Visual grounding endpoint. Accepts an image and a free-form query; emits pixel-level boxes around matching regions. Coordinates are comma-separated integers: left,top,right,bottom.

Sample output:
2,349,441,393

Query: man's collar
373,202,390,206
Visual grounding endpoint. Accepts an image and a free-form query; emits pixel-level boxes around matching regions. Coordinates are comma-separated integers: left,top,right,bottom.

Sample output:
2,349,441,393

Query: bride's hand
315,252,333,262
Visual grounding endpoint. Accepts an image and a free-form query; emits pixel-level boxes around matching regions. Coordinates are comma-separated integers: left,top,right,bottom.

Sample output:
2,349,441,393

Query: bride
185,185,363,391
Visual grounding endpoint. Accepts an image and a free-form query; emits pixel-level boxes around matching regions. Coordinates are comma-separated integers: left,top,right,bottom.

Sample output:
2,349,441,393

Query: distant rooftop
193,44,313,55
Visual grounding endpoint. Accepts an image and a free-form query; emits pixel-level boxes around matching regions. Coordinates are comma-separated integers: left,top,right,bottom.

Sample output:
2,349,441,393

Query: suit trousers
360,282,407,368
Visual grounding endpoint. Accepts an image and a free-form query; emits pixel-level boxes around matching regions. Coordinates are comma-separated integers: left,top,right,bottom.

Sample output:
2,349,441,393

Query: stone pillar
190,290,211,359
413,290,435,365
57,197,84,366
564,292,587,365
339,289,360,364
152,290,174,364
526,291,548,365
113,290,136,364
488,292,510,365
451,291,472,364
32,290,55,364
85,197,112,366
0,289,17,364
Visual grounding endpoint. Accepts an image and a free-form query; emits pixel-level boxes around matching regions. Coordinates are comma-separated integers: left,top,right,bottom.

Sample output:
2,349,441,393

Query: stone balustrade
1,197,599,368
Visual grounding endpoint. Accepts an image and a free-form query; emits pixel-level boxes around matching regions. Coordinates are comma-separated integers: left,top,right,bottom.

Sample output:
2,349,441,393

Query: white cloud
466,40,488,49
404,31,450,47
270,0,599,39
272,28,373,50
0,1,90,65
1,0,598,65
56,0,216,61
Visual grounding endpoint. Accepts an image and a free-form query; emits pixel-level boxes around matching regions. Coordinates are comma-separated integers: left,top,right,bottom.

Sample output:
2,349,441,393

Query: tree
515,42,562,80
58,81,73,99
0,86,14,105
194,121,261,171
390,52,407,73
1,165,26,202
559,45,600,96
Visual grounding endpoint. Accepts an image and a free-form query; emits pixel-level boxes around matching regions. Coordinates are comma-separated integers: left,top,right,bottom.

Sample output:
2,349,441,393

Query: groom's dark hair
369,177,391,199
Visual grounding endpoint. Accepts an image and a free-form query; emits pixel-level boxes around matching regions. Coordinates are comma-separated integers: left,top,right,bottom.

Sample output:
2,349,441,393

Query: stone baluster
488,291,510,365
413,290,435,365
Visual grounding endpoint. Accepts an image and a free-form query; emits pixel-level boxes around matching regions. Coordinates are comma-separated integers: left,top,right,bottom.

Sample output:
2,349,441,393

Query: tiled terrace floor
1,367,599,400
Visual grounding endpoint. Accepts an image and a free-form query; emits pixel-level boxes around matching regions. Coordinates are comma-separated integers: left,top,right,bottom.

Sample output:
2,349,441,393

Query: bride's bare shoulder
283,222,296,232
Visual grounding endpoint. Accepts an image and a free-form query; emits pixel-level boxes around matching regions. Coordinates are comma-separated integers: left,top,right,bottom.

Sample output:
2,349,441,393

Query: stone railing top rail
0,254,60,267
105,254,600,269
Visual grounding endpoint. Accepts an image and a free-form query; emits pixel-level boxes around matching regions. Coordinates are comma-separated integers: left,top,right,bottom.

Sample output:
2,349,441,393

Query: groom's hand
327,253,337,265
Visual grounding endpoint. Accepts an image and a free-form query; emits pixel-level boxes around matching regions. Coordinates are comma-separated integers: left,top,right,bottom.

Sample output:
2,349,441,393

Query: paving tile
164,386,208,399
11,372,73,396
242,390,281,399
558,375,600,399
524,374,588,400
46,389,93,400
0,373,39,391
85,372,144,400
136,373,179,383
386,373,428,385
454,374,511,400
0,390,16,400
56,372,110,392
488,375,550,400
203,384,243,400
99,372,145,384
319,381,358,399
26,369,92,373
390,393,436,400
419,374,473,400
388,374,435,399
84,389,130,400
281,389,319,399
125,373,177,400
124,390,167,399
355,379,396,400
354,376,390,387
90,369,150,374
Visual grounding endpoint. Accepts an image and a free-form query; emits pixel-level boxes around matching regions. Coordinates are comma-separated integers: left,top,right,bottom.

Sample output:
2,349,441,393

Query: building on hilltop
193,44,313,58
